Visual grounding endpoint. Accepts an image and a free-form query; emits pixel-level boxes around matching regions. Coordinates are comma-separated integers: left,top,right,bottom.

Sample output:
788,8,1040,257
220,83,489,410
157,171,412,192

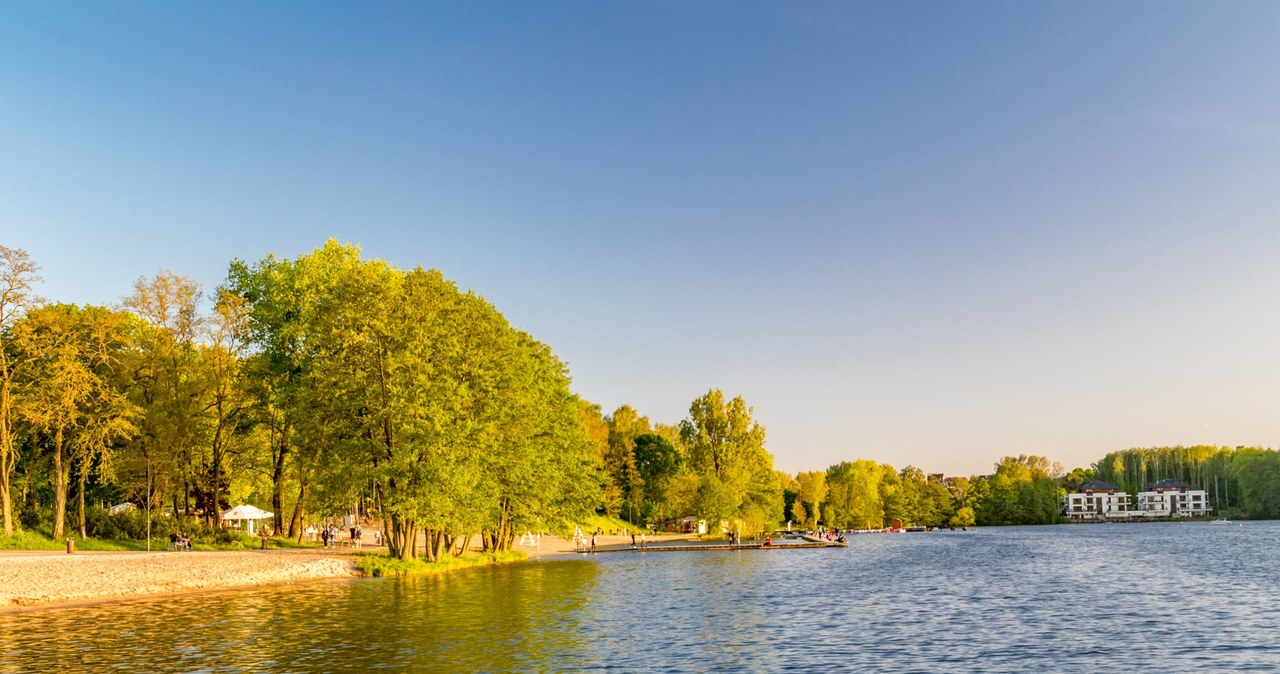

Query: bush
354,550,526,578
85,506,182,540
81,506,268,547
19,504,41,530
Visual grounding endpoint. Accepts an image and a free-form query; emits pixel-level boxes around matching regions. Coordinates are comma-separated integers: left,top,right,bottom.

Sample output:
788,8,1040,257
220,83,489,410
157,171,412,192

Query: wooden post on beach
66,538,74,554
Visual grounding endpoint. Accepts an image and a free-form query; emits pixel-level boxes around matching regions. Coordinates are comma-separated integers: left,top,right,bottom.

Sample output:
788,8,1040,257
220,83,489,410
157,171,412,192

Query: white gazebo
222,504,274,534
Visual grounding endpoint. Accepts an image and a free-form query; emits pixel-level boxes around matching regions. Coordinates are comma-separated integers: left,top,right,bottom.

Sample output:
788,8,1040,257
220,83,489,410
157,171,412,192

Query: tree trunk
388,513,418,561
210,426,224,529
434,530,448,561
386,515,404,559
271,425,289,535
487,497,513,552
0,480,11,537
290,480,308,540
0,376,16,536
425,528,442,563
52,428,67,540
0,399,12,535
390,521,418,561
456,531,477,557
78,472,87,539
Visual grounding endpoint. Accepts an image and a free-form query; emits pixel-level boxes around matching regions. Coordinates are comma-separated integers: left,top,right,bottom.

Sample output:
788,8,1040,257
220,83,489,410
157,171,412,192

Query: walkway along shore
586,535,848,553
0,549,359,611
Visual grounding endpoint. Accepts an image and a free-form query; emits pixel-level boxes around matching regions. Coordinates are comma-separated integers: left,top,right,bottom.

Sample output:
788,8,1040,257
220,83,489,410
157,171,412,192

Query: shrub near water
356,551,526,578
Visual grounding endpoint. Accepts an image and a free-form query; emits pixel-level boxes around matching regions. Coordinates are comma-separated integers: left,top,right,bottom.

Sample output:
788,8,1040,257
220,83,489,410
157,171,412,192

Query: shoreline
0,549,360,613
0,531,687,612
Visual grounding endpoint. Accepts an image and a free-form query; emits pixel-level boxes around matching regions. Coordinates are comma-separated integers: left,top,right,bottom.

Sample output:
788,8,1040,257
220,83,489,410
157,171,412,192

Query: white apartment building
1063,480,1132,521
1136,479,1211,517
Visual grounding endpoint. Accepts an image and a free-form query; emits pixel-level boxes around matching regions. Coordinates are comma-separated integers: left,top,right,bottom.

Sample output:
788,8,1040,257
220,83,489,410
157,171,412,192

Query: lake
3,522,1278,672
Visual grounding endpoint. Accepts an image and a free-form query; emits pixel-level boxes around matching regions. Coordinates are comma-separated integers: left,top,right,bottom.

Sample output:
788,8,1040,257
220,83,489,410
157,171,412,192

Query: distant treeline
1085,445,1279,518
768,446,1280,531
774,455,1059,530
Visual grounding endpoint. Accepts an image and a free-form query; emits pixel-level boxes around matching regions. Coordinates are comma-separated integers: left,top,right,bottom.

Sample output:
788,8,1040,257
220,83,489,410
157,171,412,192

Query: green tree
679,389,780,526
12,304,139,539
693,474,738,528
795,470,827,527
577,400,612,514
120,272,205,545
193,290,256,527
633,433,682,523
949,506,976,527
973,455,1061,525
1231,449,1280,518
0,245,40,535
826,460,886,529
606,405,650,522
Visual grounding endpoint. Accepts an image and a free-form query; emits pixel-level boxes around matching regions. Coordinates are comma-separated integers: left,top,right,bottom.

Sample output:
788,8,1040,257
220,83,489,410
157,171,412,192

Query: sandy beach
0,549,359,610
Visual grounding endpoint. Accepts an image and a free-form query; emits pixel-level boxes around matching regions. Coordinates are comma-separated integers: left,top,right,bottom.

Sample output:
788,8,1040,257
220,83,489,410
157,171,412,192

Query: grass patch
200,534,317,551
0,528,318,552
0,530,68,551
355,550,527,578
579,514,647,536
0,529,153,551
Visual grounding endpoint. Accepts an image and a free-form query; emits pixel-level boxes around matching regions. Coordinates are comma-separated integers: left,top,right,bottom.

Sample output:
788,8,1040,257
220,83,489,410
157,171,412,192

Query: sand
0,549,358,610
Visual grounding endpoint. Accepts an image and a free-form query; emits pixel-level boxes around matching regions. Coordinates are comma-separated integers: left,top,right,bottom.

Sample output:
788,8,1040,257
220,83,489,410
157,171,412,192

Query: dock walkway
588,537,847,554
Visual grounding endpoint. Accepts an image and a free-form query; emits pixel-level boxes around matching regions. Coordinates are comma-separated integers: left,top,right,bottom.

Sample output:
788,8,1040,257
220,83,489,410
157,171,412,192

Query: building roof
1077,480,1119,493
1145,479,1190,491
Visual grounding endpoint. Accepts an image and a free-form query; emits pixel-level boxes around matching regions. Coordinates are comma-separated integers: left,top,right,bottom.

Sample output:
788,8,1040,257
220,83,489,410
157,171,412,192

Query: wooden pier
587,537,847,554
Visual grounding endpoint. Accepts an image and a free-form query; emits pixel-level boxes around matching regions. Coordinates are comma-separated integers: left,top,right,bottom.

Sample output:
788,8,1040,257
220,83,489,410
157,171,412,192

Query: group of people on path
167,532,192,551
573,527,589,552
319,525,346,548
316,523,381,548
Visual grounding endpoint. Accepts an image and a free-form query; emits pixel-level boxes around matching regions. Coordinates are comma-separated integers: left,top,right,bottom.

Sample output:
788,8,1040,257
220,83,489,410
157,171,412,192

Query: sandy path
0,550,357,610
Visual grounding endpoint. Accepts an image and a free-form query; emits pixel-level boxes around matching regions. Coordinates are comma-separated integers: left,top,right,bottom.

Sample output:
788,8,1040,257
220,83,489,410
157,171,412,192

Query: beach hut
222,504,274,534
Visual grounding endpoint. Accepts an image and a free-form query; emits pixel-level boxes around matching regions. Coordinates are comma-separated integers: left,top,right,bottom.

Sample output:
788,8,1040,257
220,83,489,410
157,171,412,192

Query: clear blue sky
3,2,1278,476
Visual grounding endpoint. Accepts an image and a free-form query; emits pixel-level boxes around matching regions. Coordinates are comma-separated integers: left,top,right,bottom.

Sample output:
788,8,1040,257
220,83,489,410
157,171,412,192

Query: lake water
3,522,1278,672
